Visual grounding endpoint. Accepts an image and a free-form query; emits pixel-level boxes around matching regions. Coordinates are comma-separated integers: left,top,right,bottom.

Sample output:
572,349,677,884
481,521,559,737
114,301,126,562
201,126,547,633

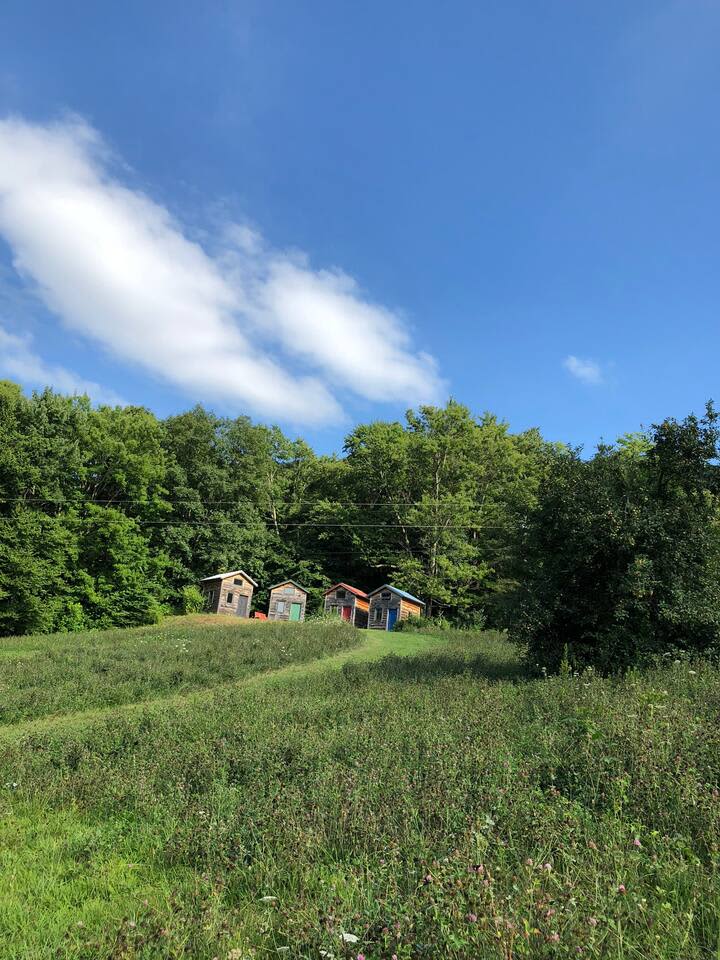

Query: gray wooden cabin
267,580,308,622
323,583,369,627
199,569,257,617
367,584,425,631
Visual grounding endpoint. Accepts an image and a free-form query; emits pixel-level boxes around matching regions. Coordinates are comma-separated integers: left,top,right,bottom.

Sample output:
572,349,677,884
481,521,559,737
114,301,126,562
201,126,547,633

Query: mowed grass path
1,620,720,959
0,615,373,728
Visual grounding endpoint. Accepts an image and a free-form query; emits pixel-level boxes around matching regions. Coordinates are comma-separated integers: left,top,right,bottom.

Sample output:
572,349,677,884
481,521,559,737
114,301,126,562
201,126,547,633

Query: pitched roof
199,569,258,587
368,584,426,607
269,578,309,594
323,582,369,599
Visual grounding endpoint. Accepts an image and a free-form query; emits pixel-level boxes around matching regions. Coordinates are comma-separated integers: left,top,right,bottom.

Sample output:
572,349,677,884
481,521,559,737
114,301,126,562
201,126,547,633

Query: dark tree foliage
511,404,720,671
0,384,551,635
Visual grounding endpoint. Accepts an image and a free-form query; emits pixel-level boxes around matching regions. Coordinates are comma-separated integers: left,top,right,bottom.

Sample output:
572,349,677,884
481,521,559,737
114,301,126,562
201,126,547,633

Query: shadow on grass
342,649,530,684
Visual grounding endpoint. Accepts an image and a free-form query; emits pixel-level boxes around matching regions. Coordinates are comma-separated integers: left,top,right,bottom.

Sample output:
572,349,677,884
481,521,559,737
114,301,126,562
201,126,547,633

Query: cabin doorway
236,595,248,617
290,602,302,622
387,608,398,630
341,605,352,621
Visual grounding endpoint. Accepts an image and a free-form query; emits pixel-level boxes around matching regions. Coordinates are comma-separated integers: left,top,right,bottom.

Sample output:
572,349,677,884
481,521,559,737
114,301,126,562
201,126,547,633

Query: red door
341,605,352,621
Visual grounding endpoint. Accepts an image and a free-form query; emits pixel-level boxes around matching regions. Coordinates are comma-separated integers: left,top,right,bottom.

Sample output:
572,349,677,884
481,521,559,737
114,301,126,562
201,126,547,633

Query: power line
0,517,505,529
0,496,501,508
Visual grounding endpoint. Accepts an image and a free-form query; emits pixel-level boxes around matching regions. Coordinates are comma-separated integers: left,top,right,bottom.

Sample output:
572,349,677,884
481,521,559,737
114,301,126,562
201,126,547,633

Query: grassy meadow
1,618,719,959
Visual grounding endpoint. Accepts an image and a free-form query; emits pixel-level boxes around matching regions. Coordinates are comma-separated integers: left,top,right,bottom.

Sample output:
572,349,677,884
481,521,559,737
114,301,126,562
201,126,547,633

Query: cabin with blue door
367,585,425,630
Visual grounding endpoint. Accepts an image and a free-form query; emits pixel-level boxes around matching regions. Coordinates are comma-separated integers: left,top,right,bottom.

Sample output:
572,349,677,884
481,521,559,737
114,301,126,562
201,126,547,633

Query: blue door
387,607,398,631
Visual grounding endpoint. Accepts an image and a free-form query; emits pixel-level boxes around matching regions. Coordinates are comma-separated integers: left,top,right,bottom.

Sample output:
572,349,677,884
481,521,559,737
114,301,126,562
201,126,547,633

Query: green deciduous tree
511,405,720,671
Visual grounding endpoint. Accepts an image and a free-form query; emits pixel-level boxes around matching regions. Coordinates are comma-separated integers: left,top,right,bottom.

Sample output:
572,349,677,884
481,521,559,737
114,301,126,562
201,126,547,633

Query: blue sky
0,0,719,453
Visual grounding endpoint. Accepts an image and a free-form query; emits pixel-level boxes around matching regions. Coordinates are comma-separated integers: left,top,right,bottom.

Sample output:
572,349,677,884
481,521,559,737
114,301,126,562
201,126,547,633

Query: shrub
180,584,205,614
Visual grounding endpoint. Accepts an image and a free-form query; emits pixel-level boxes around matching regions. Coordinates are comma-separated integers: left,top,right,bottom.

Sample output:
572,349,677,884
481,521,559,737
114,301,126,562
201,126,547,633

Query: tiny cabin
367,584,425,631
199,569,257,617
267,580,308,622
323,583,369,627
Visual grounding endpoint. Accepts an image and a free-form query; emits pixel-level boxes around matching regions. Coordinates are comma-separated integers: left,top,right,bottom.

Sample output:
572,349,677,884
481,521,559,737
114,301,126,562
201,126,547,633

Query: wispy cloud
0,116,444,425
563,355,604,386
0,325,124,404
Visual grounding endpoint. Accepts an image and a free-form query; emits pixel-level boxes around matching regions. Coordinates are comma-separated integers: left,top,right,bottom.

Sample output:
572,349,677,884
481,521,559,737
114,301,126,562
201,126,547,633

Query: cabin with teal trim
267,579,308,622
367,584,425,630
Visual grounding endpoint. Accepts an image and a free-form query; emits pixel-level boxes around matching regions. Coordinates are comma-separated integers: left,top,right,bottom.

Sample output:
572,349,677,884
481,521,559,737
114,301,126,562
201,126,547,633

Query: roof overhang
200,569,259,587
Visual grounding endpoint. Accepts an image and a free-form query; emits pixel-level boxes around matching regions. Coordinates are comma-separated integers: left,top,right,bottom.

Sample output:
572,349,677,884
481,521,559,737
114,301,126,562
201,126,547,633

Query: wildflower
357,954,366,960
341,933,359,944
587,840,597,850
466,913,478,923
548,932,560,942
525,858,534,866
617,884,626,894
588,917,598,927
545,908,556,918
632,838,641,848
542,862,552,872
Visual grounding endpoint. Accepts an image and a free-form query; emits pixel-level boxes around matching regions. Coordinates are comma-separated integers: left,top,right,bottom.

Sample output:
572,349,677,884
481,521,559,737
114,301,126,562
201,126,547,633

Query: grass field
1,618,719,959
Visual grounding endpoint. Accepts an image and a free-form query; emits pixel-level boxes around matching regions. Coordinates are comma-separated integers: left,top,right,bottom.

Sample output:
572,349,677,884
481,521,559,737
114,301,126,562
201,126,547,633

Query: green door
289,602,302,622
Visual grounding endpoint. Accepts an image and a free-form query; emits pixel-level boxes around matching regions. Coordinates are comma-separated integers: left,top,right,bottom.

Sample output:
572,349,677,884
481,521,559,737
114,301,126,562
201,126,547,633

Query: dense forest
3,378,720,670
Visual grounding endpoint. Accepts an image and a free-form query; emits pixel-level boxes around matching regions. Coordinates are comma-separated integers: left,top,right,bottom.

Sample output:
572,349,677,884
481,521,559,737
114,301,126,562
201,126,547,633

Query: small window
226,592,234,604
374,606,382,622
233,578,244,586
277,600,286,613
336,589,346,599
283,586,294,594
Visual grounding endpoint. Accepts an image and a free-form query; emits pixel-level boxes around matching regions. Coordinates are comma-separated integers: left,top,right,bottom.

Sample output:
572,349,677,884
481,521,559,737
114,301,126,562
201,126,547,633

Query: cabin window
233,578,244,586
336,589,346,599
381,591,391,600
283,586,294,594
277,600,286,613
226,592,234,604
374,606,382,622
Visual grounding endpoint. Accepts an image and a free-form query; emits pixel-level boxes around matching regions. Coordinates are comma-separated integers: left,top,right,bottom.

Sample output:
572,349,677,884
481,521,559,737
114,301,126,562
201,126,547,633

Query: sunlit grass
1,623,719,958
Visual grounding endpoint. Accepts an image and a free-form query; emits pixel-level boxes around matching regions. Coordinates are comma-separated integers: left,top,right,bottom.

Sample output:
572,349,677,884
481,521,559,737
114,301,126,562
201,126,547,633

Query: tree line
2,378,720,670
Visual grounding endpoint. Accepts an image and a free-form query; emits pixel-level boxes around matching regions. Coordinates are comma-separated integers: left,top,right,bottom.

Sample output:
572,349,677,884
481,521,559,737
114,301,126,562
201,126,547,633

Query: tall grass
0,615,363,725
1,627,719,958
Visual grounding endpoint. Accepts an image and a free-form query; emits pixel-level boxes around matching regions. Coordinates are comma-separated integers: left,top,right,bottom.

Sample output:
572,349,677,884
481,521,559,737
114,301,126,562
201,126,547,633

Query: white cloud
0,325,124,405
0,116,444,425
563,355,604,386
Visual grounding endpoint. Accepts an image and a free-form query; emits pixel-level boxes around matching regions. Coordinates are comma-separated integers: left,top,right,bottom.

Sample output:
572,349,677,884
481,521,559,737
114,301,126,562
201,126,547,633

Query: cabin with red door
199,569,257,617
367,584,425,631
323,583,369,627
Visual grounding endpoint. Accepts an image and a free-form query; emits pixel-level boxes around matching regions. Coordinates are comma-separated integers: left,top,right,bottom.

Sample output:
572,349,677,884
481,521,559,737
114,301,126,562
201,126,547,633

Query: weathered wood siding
324,588,369,627
267,582,308,622
202,575,254,617
368,590,401,630
400,599,423,620
368,591,423,630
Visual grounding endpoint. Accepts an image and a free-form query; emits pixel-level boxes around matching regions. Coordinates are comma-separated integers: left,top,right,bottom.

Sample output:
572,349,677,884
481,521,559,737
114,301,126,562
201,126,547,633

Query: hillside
1,618,719,958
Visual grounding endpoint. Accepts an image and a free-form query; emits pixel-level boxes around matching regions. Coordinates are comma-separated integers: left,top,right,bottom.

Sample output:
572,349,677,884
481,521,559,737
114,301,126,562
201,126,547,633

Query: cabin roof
368,584,426,607
323,582,368,599
199,569,258,587
269,579,309,594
